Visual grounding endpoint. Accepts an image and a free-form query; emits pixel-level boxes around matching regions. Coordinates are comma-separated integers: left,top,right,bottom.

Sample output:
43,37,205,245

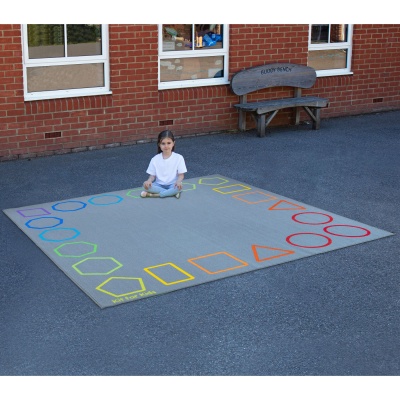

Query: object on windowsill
203,34,216,47
163,41,175,51
165,27,178,37
195,34,203,48
211,33,222,42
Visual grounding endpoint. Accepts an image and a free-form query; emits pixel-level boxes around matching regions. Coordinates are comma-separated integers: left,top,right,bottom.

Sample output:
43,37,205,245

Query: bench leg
257,114,266,137
255,110,279,137
313,108,321,130
303,106,321,130
295,107,301,125
238,109,246,132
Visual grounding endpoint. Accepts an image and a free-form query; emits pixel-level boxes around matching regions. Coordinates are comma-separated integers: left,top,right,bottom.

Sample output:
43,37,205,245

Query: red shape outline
323,224,371,238
286,232,332,248
292,212,334,225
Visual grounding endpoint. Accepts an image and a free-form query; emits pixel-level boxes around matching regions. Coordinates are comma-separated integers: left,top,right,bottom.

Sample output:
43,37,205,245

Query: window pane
308,49,348,70
161,24,224,52
162,24,193,51
311,25,329,44
160,56,224,82
330,24,348,43
26,64,104,92
27,24,65,59
67,24,102,56
194,24,223,50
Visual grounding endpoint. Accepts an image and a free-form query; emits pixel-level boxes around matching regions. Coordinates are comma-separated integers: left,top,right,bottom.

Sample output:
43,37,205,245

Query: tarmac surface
1,111,399,376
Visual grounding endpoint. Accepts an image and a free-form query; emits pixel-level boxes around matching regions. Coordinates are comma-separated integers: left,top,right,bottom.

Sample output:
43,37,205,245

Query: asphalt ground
1,111,399,384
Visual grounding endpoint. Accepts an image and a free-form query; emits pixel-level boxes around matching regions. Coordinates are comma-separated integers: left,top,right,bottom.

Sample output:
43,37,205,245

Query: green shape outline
72,257,123,276
126,188,143,198
182,183,196,191
54,241,98,258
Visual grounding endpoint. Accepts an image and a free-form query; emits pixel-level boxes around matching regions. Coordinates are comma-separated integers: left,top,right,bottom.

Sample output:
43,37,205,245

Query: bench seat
234,96,329,114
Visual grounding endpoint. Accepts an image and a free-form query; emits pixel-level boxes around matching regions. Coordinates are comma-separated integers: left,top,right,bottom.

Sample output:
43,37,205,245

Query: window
308,24,353,77
22,24,111,101
158,24,229,90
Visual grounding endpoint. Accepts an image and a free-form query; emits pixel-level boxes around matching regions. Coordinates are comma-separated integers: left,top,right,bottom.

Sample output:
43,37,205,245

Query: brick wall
0,24,24,160
1,24,399,161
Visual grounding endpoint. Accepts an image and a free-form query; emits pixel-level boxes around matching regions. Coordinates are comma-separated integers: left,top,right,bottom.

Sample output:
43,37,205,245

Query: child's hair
157,130,175,153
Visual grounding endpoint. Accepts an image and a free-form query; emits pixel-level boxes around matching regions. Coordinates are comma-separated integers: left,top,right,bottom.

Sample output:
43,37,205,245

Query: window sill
24,89,112,102
158,78,228,91
316,71,354,78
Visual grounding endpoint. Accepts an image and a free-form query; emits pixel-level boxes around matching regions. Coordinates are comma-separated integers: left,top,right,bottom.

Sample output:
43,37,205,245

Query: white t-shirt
146,152,187,185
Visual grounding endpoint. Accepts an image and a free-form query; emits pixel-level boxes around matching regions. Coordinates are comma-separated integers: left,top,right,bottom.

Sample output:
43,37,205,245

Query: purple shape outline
17,208,51,218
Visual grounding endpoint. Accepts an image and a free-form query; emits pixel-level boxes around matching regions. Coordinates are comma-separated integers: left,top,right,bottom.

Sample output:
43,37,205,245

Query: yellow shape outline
144,263,195,286
188,251,249,275
198,177,229,185
96,277,146,297
213,184,252,194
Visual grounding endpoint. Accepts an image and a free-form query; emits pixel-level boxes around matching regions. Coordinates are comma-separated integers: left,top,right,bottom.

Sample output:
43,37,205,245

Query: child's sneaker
175,192,181,199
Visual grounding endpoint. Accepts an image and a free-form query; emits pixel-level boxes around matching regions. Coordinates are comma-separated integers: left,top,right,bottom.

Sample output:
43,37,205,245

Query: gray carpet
3,174,393,308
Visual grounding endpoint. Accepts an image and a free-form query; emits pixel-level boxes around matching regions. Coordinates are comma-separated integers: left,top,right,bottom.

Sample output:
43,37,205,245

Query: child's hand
175,181,183,190
144,180,152,190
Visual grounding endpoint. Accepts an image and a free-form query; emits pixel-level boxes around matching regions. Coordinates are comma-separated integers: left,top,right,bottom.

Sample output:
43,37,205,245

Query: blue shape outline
52,201,87,212
88,194,123,206
39,228,80,242
25,216,63,230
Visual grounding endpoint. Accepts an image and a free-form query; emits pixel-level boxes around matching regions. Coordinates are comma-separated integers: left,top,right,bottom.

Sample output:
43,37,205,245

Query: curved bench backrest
230,63,317,96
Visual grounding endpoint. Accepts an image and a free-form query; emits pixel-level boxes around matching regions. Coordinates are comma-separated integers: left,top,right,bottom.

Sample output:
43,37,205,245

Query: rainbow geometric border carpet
3,175,393,308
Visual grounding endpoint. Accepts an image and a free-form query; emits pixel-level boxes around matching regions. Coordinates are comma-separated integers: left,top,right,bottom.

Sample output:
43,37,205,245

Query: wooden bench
230,63,329,137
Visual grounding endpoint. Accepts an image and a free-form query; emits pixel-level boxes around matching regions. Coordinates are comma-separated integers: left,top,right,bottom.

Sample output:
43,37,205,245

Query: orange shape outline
268,199,306,211
187,251,249,275
233,191,278,204
251,244,295,262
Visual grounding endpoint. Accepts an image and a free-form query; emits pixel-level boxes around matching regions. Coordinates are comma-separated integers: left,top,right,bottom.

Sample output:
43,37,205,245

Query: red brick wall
1,24,399,161
313,24,400,117
0,24,24,159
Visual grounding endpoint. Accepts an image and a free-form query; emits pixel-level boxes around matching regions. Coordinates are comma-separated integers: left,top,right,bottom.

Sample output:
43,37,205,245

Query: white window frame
158,24,229,90
308,24,353,77
21,24,111,101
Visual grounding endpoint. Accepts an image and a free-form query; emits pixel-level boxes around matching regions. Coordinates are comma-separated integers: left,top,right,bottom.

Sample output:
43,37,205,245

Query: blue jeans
145,182,180,198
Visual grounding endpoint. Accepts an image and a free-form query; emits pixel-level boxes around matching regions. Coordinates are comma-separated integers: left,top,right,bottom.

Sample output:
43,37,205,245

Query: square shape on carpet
3,175,393,308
